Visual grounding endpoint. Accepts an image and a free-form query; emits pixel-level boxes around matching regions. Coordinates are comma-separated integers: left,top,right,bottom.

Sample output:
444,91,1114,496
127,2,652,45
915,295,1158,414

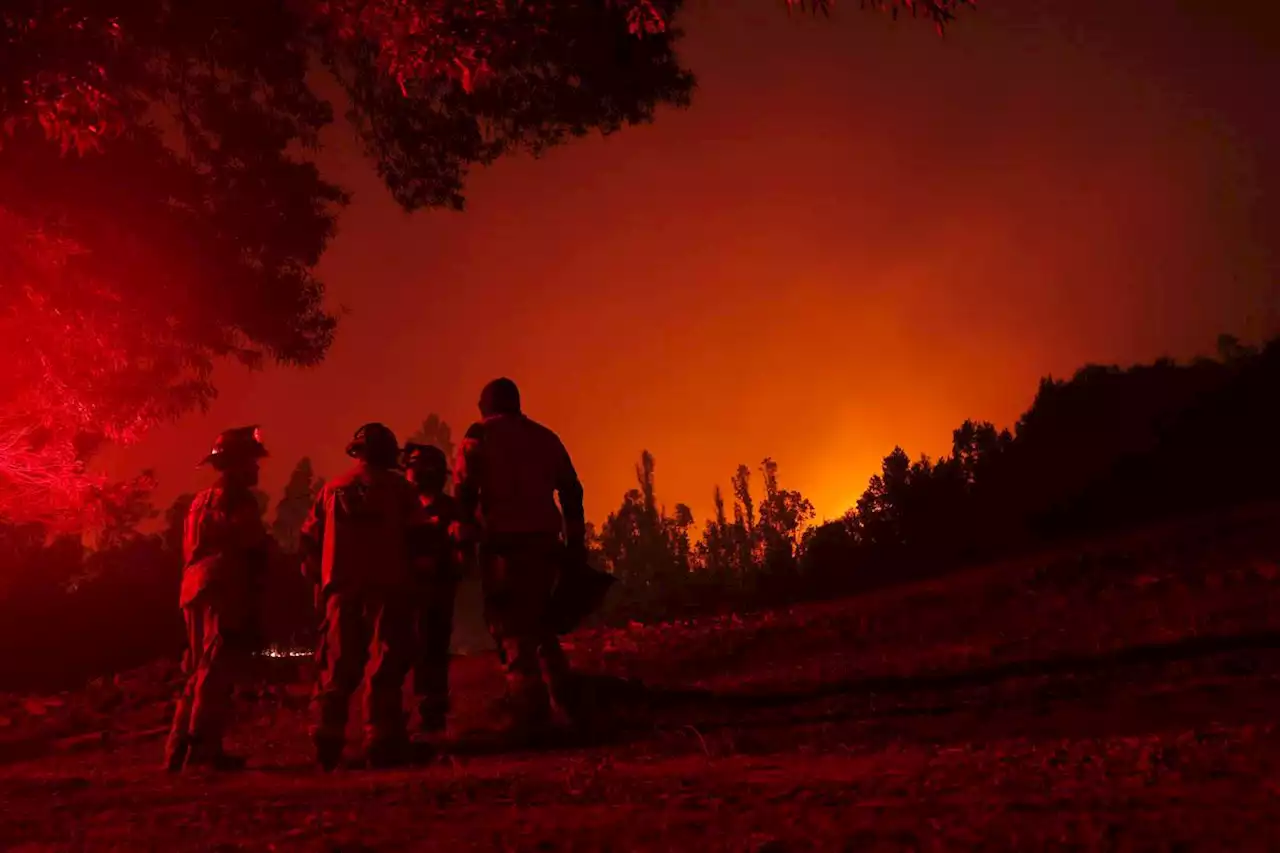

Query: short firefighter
452,378,589,739
301,422,424,770
165,426,271,773
402,442,465,734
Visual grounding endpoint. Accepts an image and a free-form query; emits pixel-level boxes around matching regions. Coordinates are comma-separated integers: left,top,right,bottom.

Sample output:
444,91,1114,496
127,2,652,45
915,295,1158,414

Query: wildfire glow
258,647,313,660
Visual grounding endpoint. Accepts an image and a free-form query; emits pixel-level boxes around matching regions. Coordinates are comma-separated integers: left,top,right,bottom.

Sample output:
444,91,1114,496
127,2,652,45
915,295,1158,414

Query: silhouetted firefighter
302,423,425,770
453,377,614,742
165,426,271,773
401,442,466,734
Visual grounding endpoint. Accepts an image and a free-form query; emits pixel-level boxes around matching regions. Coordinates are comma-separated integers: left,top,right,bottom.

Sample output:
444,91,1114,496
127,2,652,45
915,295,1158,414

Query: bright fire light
257,647,313,659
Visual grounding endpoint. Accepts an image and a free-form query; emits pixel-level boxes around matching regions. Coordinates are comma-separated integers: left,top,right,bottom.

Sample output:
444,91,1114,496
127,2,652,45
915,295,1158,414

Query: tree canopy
0,0,972,527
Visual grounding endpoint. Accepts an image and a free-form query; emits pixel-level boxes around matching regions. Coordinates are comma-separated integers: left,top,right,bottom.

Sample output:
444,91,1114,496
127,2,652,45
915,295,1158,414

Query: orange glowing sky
101,0,1279,526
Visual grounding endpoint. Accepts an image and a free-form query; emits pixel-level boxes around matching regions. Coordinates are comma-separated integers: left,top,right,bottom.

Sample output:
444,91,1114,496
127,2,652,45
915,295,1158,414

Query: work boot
163,736,190,774
494,694,555,748
314,734,344,772
187,751,249,772
417,699,448,735
185,739,248,772
497,716,555,749
365,737,409,770
550,675,598,736
418,711,447,735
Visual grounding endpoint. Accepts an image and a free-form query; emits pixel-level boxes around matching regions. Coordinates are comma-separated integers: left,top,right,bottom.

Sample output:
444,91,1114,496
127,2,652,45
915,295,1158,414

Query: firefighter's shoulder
324,465,361,488
459,421,486,454
187,486,220,515
525,416,567,451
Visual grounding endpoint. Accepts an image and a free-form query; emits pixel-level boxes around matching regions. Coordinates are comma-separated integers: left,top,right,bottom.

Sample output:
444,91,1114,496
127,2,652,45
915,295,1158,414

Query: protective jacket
179,486,269,608
301,461,424,593
453,413,584,540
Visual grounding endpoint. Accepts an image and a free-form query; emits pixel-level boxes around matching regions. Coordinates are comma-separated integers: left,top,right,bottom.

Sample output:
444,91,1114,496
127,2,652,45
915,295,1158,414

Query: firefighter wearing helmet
452,378,600,741
401,442,466,735
300,422,425,770
165,426,271,773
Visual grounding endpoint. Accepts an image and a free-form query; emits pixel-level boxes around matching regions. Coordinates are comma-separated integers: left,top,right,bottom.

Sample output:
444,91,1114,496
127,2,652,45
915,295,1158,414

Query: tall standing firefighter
301,423,424,770
165,426,271,773
402,442,465,734
453,377,607,740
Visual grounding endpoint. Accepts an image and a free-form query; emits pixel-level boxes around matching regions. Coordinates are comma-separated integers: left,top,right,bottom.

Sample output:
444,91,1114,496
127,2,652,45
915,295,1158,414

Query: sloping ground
1,505,1278,850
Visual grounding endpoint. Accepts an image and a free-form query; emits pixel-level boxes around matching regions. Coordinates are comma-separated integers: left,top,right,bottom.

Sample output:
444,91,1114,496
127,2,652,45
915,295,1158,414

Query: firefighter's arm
450,423,484,544
403,486,433,559
445,503,476,578
298,489,326,584
181,492,211,565
554,441,587,557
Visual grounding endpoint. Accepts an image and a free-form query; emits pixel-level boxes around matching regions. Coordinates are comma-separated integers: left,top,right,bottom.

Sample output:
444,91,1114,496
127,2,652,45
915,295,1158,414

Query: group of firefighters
164,377,605,772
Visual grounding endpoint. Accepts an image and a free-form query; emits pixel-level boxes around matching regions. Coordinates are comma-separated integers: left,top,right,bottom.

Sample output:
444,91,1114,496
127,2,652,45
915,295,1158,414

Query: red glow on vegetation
307,0,970,95
0,208,212,528
0,0,978,529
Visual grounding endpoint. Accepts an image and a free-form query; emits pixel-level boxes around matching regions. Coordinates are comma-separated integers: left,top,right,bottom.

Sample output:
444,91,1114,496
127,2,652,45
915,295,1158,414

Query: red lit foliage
0,1,968,525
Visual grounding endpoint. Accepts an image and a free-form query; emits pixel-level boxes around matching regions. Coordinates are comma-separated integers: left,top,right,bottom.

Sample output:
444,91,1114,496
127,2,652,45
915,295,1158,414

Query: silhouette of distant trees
1,329,1274,688
589,333,1279,615
799,332,1280,595
0,488,181,691
272,458,323,553
406,413,456,494
163,494,195,556
594,451,814,617
264,459,326,651
597,452,695,597
407,414,455,460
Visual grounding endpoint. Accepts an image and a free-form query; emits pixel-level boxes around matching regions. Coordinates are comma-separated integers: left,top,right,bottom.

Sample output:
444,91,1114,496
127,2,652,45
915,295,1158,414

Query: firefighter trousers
411,577,458,723
481,533,574,727
310,588,413,752
166,594,251,762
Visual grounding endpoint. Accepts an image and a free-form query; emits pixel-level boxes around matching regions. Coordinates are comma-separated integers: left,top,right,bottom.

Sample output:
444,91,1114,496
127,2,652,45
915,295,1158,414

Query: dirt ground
1,507,1278,851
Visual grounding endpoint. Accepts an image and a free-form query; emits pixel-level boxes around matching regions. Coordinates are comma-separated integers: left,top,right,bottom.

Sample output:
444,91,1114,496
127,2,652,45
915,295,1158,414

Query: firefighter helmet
198,426,268,469
478,377,521,417
346,422,400,461
402,442,448,473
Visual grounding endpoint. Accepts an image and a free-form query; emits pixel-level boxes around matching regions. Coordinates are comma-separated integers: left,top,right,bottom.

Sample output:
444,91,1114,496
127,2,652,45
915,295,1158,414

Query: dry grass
1,507,1278,850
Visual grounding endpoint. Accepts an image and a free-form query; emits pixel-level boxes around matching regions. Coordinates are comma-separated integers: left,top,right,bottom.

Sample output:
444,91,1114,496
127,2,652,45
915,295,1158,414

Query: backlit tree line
588,452,817,616
2,332,1275,690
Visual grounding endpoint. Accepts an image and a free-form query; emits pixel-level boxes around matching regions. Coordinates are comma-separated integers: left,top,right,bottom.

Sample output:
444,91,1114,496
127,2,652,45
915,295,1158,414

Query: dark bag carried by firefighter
547,552,616,635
